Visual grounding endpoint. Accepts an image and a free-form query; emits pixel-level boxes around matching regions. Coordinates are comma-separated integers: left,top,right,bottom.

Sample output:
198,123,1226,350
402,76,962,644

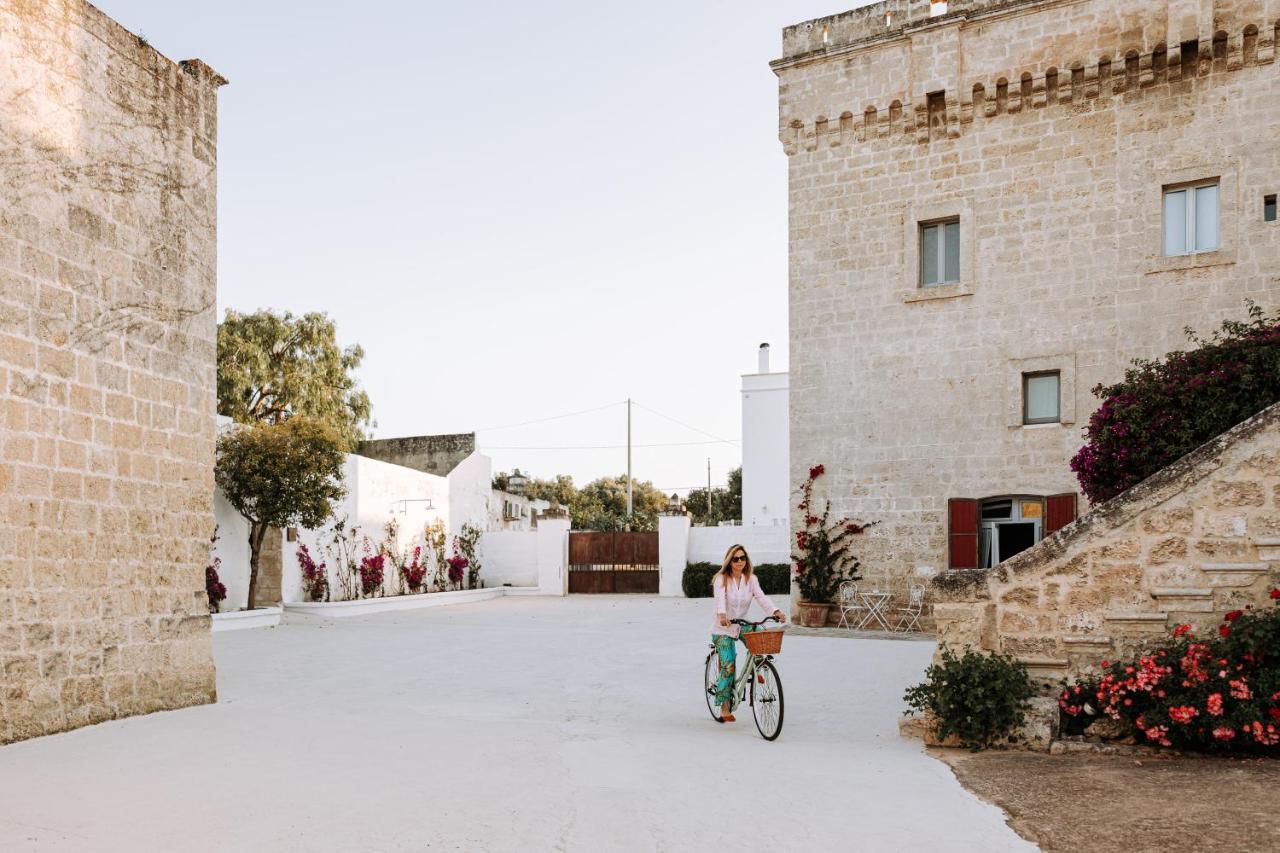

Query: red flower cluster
400,546,428,593
359,554,385,596
445,555,469,586
296,544,328,602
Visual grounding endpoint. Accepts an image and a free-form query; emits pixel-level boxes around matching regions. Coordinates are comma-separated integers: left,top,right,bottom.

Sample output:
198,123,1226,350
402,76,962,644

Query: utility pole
626,398,633,523
707,457,713,525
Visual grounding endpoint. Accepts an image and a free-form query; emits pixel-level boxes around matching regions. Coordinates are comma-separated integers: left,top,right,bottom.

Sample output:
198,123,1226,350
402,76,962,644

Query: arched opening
1212,29,1228,61
971,82,986,115
1244,25,1259,64
1019,72,1033,103
1045,67,1059,101
995,77,1009,112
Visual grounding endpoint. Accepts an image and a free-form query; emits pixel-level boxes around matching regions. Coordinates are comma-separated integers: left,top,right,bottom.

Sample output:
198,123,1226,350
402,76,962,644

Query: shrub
682,562,790,598
297,543,328,602
903,646,1035,750
1071,304,1280,504
359,553,385,597
1061,592,1280,753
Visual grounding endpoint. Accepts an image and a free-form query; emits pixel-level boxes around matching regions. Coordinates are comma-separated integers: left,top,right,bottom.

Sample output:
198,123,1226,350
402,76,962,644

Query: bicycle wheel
750,660,784,740
704,652,724,722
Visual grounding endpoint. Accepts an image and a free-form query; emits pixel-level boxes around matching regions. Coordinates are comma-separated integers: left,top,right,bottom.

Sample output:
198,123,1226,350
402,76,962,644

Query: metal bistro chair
893,584,926,633
836,581,866,630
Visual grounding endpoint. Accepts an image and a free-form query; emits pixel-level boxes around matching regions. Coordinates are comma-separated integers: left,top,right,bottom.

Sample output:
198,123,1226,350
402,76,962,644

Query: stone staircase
1012,534,1279,678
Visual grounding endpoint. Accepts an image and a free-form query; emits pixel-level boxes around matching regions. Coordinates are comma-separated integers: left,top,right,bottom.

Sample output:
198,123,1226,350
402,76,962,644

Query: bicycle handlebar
730,616,782,627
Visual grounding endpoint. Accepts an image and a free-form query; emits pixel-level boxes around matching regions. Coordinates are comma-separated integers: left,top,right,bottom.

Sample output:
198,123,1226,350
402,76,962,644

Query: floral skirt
711,625,759,707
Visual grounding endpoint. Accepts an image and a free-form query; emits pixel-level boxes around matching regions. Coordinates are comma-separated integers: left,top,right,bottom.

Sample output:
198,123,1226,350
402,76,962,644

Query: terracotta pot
797,601,832,628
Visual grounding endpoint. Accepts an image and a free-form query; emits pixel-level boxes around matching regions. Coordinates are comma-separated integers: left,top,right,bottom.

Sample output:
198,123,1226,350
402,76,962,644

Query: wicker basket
741,629,784,655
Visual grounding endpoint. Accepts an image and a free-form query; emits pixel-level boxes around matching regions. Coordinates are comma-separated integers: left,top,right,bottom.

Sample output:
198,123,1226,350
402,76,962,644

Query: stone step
1103,611,1170,633
1254,536,1280,561
1201,562,1270,587
1151,587,1215,612
1061,635,1114,648
1015,656,1071,677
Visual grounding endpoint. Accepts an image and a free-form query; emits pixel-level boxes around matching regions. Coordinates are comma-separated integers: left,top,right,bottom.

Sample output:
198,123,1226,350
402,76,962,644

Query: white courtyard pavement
0,596,1035,853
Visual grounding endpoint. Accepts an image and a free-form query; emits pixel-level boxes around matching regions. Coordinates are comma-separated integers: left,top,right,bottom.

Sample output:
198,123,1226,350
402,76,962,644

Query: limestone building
774,0,1280,604
1,1,225,743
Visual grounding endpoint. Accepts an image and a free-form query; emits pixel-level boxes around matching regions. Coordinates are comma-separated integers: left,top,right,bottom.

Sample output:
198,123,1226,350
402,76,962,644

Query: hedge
682,562,790,598
1071,305,1280,504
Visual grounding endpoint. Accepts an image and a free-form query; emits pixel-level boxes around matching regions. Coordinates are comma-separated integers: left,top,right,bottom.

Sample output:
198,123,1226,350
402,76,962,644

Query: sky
95,0,858,496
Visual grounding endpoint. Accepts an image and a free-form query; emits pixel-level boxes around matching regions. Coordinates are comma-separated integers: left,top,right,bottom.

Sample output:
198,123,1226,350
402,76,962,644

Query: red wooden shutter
1045,493,1078,536
948,498,979,570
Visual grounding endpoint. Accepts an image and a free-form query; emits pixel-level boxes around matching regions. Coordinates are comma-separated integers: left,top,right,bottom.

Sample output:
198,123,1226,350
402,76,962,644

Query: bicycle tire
704,651,724,722
750,660,784,740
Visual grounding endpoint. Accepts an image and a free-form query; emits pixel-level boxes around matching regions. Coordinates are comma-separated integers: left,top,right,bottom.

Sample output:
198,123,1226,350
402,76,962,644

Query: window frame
1162,179,1220,256
1022,370,1062,425
919,217,961,288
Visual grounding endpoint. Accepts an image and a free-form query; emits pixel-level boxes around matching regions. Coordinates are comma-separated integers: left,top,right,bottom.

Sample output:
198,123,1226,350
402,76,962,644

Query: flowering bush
1061,591,1280,752
205,527,227,613
296,543,328,602
903,646,1035,750
401,546,428,593
791,464,877,603
358,553,385,597
445,555,468,588
1070,304,1280,504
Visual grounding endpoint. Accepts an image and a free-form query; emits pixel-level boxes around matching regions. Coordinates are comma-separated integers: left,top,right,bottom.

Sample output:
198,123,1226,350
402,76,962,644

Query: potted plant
791,464,876,627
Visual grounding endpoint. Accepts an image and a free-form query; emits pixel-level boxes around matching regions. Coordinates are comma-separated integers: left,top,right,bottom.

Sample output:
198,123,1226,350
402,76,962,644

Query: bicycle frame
717,616,779,712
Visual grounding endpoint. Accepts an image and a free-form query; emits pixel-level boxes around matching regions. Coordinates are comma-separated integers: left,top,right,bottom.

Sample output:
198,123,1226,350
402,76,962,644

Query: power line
472,400,625,434
632,401,740,446
481,439,736,451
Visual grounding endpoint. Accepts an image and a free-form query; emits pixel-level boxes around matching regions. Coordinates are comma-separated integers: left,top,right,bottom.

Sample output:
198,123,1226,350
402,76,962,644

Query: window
1023,371,1060,424
1266,194,1277,223
920,219,960,286
1163,181,1219,255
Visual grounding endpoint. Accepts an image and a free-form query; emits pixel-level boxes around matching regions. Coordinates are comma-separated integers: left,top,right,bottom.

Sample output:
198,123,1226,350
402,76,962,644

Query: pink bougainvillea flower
1168,705,1199,725
1219,624,1231,638
808,464,825,480
1206,693,1224,716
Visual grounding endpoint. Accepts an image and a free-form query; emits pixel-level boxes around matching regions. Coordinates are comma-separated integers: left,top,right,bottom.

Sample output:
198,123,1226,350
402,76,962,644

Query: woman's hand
773,610,786,623
718,614,730,628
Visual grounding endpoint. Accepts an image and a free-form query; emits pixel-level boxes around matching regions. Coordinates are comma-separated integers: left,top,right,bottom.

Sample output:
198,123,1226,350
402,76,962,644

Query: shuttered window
948,498,979,569
1045,493,1078,535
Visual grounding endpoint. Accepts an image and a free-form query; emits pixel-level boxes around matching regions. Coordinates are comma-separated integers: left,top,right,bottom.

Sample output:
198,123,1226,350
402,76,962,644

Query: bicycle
703,616,785,741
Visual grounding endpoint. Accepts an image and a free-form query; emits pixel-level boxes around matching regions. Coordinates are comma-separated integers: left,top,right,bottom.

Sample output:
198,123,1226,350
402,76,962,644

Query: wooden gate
568,531,659,594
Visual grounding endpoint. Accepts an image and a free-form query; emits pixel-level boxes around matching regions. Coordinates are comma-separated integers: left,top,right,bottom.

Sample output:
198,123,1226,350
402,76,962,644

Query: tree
571,474,668,531
686,466,742,526
218,309,373,451
215,418,346,609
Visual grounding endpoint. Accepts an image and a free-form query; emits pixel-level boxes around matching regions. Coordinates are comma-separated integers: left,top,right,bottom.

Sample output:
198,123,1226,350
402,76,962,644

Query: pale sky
95,0,860,495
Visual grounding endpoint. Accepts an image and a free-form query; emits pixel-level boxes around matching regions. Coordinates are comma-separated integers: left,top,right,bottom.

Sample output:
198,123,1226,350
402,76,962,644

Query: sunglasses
731,555,747,563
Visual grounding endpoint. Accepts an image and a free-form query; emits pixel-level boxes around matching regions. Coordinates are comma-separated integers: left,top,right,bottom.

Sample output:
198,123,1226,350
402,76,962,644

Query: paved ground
0,596,1033,852
941,750,1280,853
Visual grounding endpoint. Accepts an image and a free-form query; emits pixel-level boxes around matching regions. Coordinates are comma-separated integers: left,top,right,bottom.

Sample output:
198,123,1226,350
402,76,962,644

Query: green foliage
682,562,790,598
215,418,346,608
1072,303,1280,503
217,309,373,451
903,646,1035,751
570,474,668,531
455,522,483,589
685,467,742,526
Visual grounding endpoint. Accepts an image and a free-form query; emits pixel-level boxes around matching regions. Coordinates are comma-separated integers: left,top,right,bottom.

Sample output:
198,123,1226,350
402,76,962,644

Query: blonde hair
714,544,753,587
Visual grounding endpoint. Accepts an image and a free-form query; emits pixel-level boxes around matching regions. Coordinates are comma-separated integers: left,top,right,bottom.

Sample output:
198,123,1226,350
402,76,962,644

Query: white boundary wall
480,531,539,588
687,523,789,565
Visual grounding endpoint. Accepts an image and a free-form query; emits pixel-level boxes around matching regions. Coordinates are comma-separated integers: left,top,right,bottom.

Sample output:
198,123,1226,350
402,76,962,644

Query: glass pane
943,221,961,282
1194,184,1219,251
1025,373,1060,422
921,224,939,285
1163,189,1186,255
1266,196,1277,223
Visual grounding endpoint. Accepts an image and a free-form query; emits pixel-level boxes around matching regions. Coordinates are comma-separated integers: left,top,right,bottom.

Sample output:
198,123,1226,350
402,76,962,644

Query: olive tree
215,418,346,609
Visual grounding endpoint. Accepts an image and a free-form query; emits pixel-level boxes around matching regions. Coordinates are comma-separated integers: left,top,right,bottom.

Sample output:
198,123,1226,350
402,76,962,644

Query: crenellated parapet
774,1,1280,156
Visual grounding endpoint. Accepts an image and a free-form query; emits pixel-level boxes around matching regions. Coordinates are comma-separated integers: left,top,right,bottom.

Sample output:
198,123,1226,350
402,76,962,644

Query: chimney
758,343,770,374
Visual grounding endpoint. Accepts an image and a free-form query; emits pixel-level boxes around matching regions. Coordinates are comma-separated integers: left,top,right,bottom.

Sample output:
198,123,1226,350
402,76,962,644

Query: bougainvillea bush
1071,304,1280,504
1060,590,1280,752
792,464,877,604
296,543,328,602
358,553,385,597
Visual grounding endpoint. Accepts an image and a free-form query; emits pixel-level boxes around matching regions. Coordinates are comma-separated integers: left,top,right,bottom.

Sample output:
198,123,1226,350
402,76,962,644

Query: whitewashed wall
687,524,790,565
281,454,451,603
448,451,493,538
741,368,790,528
479,531,539,587
211,486,253,612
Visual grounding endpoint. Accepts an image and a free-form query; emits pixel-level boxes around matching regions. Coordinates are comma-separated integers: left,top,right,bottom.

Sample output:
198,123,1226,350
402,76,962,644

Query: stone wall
775,0,1280,611
0,1,224,743
358,433,476,477
933,402,1280,682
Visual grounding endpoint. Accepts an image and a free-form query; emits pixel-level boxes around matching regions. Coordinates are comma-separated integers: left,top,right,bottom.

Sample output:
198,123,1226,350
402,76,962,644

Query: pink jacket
711,573,778,637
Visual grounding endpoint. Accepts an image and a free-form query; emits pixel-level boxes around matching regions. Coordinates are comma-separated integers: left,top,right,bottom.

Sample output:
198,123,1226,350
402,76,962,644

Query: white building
741,343,789,529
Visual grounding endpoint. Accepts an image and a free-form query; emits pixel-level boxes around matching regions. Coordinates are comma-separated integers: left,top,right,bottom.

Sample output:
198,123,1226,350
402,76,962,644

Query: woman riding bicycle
711,544,785,722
